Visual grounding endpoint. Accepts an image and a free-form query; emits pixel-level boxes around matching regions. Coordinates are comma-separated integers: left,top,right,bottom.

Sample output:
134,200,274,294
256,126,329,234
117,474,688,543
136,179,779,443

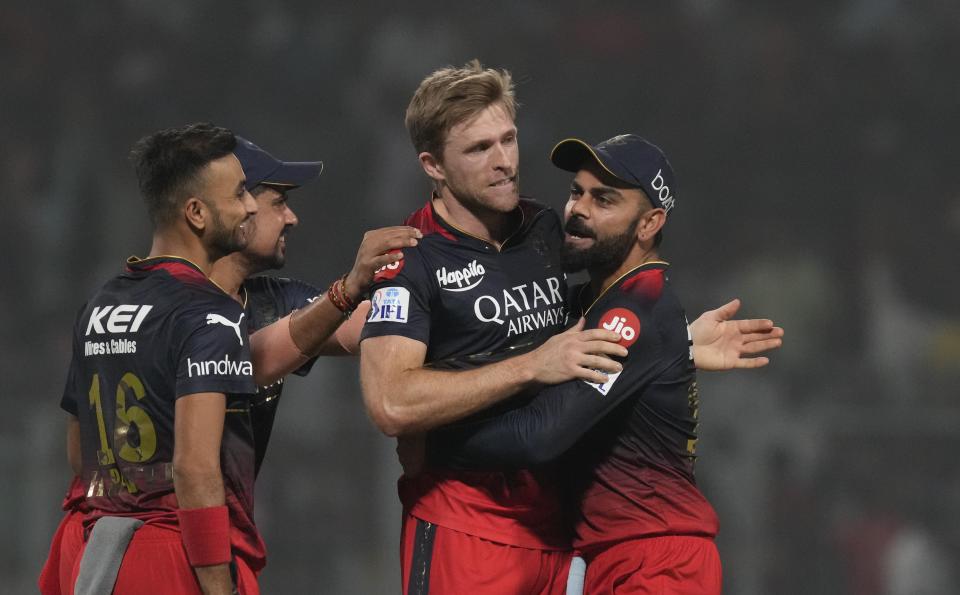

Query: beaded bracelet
327,274,358,315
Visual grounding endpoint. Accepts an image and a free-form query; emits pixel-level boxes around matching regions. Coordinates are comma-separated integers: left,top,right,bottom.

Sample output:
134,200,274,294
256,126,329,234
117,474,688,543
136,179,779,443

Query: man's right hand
343,226,422,301
526,318,626,385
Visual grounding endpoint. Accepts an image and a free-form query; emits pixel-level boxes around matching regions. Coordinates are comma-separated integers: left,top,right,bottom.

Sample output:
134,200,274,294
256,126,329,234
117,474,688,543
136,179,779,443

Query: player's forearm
193,565,233,595
431,379,611,469
173,460,225,509
288,293,353,357
310,301,369,356
249,299,337,386
361,351,539,437
173,459,231,593
250,297,367,384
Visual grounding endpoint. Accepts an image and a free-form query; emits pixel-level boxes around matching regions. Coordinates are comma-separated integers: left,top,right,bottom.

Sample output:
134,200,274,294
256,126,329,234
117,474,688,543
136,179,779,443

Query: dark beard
560,215,640,274
207,204,247,260
246,237,287,272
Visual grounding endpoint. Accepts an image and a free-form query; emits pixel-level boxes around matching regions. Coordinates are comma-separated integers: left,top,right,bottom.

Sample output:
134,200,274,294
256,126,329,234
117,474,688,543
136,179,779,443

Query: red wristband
177,505,231,567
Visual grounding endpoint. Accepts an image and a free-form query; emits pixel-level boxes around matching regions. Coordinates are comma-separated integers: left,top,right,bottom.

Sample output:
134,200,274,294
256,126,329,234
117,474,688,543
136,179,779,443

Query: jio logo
598,307,641,347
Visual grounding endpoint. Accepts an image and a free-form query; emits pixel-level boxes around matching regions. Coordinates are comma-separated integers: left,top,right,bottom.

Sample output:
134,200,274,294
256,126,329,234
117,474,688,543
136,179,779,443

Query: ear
418,151,445,184
183,196,207,232
637,208,667,243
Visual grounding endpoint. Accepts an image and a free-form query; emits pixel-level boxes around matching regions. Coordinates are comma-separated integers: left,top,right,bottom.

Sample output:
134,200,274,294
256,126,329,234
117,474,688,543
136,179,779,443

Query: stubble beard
207,204,249,261
444,171,521,217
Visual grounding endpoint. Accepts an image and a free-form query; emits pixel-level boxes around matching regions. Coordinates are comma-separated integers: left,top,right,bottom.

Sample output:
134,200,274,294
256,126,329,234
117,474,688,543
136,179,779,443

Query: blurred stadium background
2,1,958,593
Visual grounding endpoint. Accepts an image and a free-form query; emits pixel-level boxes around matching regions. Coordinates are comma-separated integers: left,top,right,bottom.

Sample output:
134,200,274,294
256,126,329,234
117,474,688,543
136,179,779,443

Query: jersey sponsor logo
206,312,245,345
651,169,675,212
186,354,253,378
84,338,138,357
367,286,410,323
435,260,486,292
373,253,405,281
473,276,567,337
585,370,622,396
599,308,641,347
84,305,153,336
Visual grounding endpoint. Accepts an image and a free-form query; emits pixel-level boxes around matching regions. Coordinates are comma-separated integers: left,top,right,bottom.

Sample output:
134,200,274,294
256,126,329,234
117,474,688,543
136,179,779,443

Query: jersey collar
126,255,230,295
576,260,670,316
421,196,545,252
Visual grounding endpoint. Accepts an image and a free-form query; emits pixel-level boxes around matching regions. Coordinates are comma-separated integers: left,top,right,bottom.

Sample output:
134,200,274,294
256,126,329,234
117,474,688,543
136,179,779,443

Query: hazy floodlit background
2,2,958,593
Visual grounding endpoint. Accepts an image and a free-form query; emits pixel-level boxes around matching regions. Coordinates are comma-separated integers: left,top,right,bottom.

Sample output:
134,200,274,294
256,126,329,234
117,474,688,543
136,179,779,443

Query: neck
209,252,256,300
433,190,516,247
588,244,660,296
147,226,216,275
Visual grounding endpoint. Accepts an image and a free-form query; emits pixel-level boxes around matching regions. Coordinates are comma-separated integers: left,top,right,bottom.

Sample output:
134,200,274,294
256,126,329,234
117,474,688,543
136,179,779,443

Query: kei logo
598,308,640,348
206,312,245,345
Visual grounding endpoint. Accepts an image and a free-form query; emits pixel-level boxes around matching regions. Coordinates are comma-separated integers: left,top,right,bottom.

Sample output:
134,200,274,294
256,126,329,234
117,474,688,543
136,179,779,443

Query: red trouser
39,509,85,595
69,523,259,595
400,512,572,595
584,535,722,595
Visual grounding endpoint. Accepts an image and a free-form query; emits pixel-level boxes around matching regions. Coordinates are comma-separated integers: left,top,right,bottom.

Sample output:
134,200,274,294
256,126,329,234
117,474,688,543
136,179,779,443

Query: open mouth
564,220,595,240
489,176,515,188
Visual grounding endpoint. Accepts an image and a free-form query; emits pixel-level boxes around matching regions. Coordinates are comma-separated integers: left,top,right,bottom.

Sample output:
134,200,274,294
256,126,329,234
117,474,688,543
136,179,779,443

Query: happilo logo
599,307,641,348
85,305,153,336
436,260,486,292
187,354,253,378
206,313,245,345
650,169,675,212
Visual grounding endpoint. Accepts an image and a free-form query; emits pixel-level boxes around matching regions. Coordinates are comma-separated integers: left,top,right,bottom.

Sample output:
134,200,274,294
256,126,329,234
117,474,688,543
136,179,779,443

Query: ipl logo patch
367,286,410,323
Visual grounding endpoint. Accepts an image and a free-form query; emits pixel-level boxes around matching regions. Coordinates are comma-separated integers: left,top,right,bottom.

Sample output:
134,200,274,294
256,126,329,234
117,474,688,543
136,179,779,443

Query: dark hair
129,122,237,227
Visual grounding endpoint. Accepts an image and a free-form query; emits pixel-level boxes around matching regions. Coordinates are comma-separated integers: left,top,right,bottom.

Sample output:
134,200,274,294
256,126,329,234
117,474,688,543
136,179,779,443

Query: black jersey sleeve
359,247,434,346
175,298,256,397
428,290,684,470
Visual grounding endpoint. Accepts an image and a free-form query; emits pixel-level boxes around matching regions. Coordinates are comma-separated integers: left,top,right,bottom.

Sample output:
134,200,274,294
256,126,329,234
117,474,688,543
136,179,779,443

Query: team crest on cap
598,308,641,347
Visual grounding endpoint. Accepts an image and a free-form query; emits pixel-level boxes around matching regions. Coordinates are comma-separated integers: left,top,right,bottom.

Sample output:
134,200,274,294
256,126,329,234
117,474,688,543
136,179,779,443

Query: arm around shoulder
360,334,537,437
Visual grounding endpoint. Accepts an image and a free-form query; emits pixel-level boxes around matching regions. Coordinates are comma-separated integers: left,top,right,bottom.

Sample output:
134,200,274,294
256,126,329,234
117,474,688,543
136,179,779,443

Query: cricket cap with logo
234,136,324,191
550,133,677,213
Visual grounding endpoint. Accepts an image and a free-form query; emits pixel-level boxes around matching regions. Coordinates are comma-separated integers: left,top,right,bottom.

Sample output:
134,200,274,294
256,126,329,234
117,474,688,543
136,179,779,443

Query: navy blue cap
550,134,677,213
234,136,323,192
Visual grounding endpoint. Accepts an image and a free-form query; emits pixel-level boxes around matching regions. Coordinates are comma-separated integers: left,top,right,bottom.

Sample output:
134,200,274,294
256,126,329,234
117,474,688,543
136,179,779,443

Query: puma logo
206,312,245,346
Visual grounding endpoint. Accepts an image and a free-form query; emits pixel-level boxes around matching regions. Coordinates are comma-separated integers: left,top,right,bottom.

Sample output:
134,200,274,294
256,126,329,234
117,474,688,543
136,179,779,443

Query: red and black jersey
429,262,718,557
242,275,322,476
59,256,263,568
360,198,571,549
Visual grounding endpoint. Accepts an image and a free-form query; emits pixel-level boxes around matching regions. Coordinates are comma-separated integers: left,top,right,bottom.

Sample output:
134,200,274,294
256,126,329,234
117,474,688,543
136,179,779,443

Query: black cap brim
550,138,635,187
258,161,324,189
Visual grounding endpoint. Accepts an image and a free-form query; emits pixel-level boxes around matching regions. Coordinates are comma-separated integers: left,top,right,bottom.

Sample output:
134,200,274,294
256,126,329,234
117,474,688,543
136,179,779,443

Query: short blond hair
405,59,517,160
